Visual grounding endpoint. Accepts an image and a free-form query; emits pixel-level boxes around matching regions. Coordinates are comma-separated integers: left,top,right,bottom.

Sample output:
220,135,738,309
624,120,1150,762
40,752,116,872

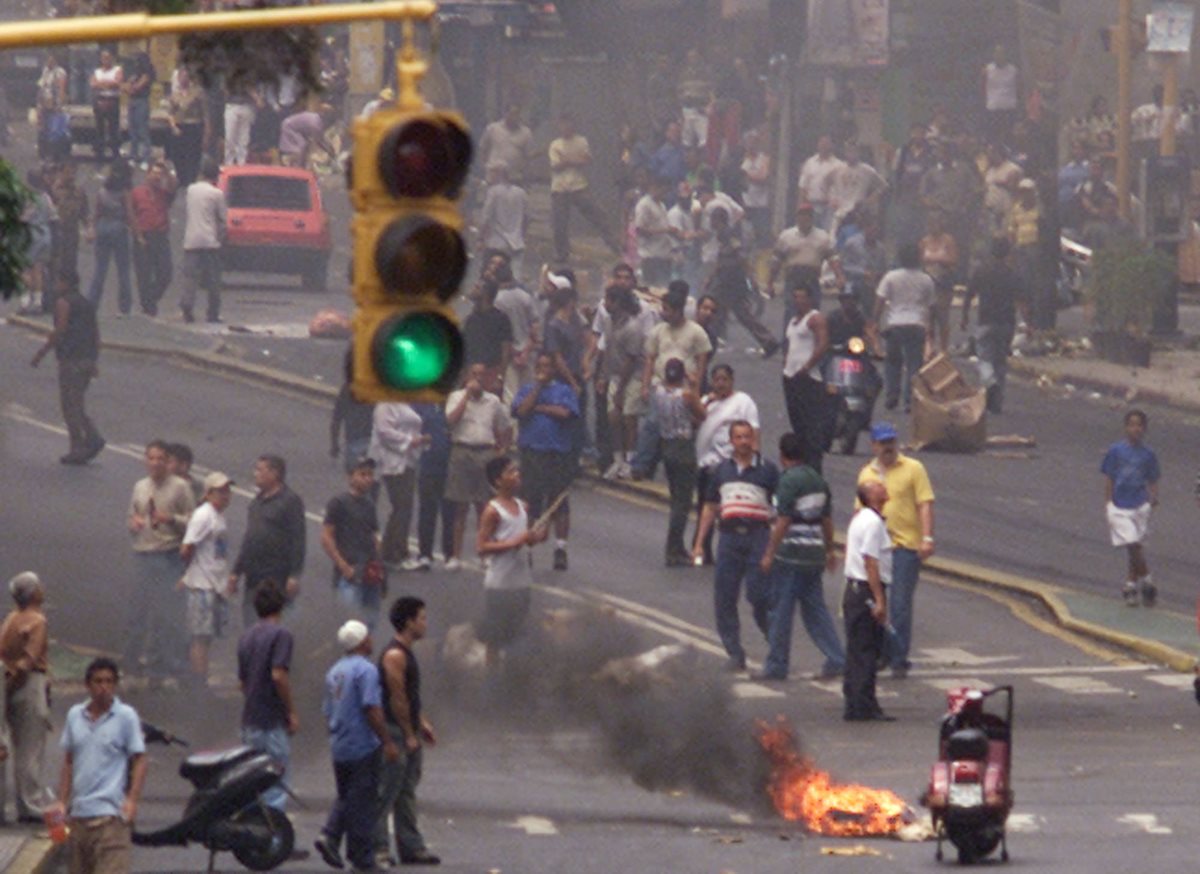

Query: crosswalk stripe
1006,813,1042,833
1116,813,1172,835
1145,674,1196,689
732,681,786,699
923,677,991,692
1033,676,1126,695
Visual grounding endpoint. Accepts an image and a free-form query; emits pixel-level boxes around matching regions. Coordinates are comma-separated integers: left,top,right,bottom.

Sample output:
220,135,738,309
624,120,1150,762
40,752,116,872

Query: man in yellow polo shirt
856,422,935,678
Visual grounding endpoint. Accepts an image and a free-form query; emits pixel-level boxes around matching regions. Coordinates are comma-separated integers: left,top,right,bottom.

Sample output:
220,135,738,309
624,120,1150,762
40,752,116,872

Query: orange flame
757,717,909,836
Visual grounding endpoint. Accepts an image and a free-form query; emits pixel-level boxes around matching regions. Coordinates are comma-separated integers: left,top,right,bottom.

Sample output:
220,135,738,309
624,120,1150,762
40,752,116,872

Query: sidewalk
7,294,1200,679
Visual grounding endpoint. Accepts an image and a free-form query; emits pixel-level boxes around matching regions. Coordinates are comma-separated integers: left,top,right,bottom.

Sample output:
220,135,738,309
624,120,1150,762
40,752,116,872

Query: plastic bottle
44,808,69,844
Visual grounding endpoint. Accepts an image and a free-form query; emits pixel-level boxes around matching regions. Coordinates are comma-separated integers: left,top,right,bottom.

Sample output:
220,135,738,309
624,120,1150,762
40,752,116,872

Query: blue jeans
323,748,381,871
87,219,132,314
763,563,845,678
631,402,661,479
241,725,290,810
374,726,427,859
335,577,382,634
713,525,774,663
884,325,926,409
885,547,921,670
127,97,150,162
123,550,186,678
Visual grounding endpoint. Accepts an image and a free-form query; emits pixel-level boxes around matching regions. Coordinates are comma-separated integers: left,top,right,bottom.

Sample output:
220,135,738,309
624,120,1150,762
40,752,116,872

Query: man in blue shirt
692,420,780,671
314,620,399,872
52,657,147,874
512,351,580,571
1101,409,1161,607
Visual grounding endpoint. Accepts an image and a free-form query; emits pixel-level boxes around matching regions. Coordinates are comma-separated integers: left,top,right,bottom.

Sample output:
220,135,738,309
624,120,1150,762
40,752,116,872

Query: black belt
452,443,493,450
720,520,768,535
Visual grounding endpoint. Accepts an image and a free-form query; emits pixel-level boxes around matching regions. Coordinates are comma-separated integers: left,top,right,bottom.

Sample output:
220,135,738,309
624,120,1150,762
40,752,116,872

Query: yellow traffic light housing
350,28,472,403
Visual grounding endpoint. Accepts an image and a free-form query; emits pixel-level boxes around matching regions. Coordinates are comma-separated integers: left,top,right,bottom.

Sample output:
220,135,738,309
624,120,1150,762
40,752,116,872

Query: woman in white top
90,49,124,160
692,363,759,564
873,242,933,412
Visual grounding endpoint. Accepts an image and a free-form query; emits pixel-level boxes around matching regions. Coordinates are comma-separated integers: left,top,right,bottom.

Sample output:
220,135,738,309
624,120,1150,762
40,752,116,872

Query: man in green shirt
756,433,845,681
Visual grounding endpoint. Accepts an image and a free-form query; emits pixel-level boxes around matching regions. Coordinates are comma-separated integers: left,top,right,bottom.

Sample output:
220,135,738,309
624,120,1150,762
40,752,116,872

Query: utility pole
1116,0,1133,219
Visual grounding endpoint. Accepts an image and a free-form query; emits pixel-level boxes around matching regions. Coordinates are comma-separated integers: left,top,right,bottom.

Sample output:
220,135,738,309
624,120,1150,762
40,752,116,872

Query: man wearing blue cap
856,422,935,679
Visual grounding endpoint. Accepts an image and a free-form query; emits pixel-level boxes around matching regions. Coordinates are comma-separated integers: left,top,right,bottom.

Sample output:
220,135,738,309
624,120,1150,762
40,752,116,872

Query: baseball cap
870,422,898,442
204,471,234,491
547,273,572,291
337,620,369,651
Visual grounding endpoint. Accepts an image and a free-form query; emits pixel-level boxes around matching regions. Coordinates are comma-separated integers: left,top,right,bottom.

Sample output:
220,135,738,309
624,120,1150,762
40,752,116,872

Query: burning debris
757,718,911,837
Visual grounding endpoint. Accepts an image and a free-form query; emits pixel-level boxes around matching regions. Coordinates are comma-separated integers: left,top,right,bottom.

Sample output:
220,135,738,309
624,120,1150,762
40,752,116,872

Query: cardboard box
909,354,988,452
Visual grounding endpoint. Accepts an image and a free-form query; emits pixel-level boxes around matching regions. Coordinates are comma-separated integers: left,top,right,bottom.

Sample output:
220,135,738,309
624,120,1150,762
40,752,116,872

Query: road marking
1145,673,1196,689
508,816,559,836
916,647,1019,667
810,679,897,698
908,663,1152,678
1006,813,1042,833
581,588,720,644
1033,676,1126,695
923,677,991,692
1116,813,1172,835
731,681,786,699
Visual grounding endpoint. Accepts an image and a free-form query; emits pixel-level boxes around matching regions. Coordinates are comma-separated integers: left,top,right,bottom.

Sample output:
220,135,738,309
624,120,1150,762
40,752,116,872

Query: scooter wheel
231,806,295,871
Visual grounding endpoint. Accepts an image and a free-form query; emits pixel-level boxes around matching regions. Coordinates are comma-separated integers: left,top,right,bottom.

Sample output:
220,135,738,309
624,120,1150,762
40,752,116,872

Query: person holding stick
476,456,550,665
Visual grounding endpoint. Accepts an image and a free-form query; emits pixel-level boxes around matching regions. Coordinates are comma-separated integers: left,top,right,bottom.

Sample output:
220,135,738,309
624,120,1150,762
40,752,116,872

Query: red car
217,164,332,292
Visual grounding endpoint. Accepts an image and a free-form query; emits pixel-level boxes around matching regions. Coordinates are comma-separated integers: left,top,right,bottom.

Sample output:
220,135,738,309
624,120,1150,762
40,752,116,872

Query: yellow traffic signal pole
0,1,436,49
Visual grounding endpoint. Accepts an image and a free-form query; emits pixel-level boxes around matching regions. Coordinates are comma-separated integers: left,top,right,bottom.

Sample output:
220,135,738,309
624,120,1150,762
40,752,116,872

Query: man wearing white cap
315,620,399,873
180,472,234,688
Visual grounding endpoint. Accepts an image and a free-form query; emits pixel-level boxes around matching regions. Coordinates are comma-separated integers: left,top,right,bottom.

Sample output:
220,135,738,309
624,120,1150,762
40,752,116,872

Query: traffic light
349,103,472,403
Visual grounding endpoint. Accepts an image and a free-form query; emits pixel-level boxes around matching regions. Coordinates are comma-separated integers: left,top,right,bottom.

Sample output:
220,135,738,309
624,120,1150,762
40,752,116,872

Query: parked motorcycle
134,722,294,873
926,686,1014,865
821,336,881,455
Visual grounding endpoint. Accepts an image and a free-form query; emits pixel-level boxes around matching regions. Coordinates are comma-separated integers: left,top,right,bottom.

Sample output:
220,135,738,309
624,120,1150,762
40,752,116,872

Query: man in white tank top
982,44,1019,145
781,282,834,472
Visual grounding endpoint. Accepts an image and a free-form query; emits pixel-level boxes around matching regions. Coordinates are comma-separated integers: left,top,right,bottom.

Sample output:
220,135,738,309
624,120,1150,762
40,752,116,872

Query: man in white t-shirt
873,242,934,412
634,176,676,287
180,471,234,688
842,479,893,721
797,135,845,230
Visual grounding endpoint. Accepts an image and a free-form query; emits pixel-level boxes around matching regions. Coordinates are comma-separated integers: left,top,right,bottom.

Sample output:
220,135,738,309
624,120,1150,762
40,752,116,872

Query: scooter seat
946,727,989,761
179,747,258,784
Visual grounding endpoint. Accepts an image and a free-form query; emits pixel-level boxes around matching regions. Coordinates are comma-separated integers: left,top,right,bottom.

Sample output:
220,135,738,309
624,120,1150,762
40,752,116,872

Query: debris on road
819,844,884,856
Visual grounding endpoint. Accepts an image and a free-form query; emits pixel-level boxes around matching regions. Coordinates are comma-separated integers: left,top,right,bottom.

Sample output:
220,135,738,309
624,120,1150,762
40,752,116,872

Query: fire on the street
757,718,909,837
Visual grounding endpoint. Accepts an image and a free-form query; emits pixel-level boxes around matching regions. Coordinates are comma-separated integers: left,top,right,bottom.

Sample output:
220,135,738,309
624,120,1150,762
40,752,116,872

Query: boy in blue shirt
1101,410,1161,606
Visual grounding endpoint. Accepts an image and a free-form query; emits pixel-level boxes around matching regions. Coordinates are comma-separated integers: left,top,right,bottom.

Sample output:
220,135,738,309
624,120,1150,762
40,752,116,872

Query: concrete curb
1010,357,1200,415
5,837,61,874
9,313,1195,673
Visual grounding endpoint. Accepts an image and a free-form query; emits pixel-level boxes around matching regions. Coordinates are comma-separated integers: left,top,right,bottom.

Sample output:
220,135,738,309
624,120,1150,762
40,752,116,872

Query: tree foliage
0,159,31,300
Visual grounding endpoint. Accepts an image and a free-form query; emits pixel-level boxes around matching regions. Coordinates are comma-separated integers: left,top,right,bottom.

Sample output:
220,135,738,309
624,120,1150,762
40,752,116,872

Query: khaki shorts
607,378,647,417
445,445,499,504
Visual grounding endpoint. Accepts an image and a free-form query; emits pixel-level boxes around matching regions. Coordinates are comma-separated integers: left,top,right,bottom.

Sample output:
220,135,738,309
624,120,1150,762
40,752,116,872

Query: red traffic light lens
375,216,467,301
379,118,472,199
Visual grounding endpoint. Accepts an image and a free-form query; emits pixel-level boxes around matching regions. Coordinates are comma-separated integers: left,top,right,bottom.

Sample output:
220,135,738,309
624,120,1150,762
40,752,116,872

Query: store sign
807,0,889,67
1147,1,1194,53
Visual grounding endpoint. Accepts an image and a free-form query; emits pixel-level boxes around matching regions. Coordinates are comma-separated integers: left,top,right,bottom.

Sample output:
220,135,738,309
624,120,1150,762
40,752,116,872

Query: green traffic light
372,311,463,392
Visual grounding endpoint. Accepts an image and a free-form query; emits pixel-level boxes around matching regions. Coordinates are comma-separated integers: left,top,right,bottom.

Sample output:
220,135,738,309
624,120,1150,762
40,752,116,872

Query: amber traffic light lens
374,216,467,301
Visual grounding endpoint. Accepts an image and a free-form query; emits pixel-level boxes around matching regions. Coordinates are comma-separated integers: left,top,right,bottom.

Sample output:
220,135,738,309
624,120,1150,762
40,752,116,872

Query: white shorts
1107,501,1151,547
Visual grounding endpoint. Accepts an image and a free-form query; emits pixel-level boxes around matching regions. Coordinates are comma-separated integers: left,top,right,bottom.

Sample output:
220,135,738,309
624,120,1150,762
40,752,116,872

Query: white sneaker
416,556,432,571
616,461,633,480
603,460,623,480
400,558,422,571
443,557,462,571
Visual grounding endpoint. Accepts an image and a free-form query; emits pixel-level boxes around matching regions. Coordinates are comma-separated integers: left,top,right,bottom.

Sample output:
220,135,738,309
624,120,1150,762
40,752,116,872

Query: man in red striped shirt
129,161,177,317
693,420,780,671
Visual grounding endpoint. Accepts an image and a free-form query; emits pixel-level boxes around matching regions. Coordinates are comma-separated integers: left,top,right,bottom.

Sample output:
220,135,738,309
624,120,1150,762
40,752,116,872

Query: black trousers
842,580,884,718
133,230,172,315
417,459,454,560
323,748,381,871
781,372,833,473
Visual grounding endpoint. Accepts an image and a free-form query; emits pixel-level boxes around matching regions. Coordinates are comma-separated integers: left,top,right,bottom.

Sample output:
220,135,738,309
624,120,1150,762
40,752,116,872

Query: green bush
0,159,30,300
1086,239,1174,334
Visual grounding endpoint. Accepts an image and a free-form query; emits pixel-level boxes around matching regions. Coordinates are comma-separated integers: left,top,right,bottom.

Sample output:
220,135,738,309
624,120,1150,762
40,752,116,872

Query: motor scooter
133,722,295,872
821,336,881,455
926,686,1014,865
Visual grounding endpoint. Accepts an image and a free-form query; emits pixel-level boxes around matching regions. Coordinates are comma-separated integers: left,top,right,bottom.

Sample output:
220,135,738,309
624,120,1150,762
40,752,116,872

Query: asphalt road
3,326,1200,873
